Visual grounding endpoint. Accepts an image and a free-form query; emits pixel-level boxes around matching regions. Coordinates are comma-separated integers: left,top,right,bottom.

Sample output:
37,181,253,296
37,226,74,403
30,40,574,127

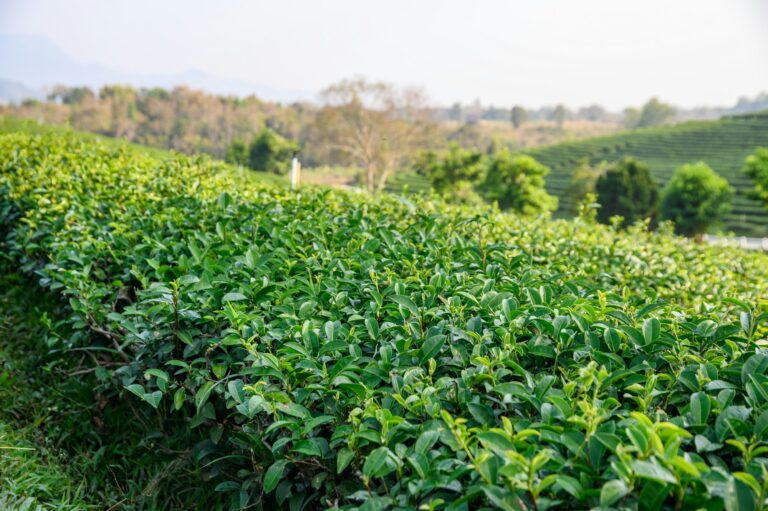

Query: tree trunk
376,168,391,194
366,164,376,192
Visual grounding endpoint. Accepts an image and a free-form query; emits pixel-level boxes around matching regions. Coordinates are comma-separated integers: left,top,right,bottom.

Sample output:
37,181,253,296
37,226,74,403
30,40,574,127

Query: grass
0,255,239,510
0,263,92,511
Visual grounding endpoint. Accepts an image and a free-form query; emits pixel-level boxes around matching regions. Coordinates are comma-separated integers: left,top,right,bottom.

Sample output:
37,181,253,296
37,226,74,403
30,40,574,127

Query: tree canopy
624,98,674,129
480,150,558,215
247,128,298,175
744,147,768,209
313,77,435,192
660,162,733,237
595,158,658,226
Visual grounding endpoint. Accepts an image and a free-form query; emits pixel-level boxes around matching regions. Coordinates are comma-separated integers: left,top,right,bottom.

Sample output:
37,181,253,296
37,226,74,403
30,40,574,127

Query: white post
291,157,301,189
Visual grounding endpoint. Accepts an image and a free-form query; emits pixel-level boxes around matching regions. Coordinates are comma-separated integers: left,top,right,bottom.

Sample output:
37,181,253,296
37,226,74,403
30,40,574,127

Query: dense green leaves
595,157,658,226
1,132,768,510
660,161,734,237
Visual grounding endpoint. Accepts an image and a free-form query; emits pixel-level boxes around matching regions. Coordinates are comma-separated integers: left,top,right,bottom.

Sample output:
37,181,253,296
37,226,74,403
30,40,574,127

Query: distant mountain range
0,77,42,104
0,33,313,104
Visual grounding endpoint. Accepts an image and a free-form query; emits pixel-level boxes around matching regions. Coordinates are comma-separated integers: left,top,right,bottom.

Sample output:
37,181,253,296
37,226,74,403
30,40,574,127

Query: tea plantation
2,130,768,510
387,113,768,236
527,112,768,236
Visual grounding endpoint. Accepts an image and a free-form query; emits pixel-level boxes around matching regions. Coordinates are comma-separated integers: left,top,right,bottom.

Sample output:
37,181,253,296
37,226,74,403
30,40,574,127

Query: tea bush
2,132,768,510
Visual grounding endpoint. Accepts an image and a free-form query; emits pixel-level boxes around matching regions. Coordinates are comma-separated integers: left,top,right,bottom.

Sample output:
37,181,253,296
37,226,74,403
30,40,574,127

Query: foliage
595,157,658,226
480,150,558,215
0,422,90,511
624,97,675,129
660,162,734,237
2,131,768,510
314,77,435,192
1,85,308,159
744,147,768,209
525,111,768,235
414,143,485,192
245,128,298,175
564,158,609,214
510,106,527,129
413,146,558,214
225,139,249,167
0,250,238,510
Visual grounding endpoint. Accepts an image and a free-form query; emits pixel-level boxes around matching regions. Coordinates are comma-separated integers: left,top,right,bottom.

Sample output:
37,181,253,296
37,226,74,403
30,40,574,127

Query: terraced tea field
527,112,768,236
387,112,768,236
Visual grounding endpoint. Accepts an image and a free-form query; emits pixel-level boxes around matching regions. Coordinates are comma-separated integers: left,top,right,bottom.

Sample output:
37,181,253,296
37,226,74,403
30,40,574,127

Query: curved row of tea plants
2,132,768,510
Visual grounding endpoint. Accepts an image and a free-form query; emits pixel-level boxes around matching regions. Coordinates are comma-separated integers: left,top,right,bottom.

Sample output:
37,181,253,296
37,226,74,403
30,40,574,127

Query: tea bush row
2,132,768,510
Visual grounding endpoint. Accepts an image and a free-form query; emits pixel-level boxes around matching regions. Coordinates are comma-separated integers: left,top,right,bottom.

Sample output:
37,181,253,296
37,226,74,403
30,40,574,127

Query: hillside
527,112,768,236
0,116,286,186
2,127,768,509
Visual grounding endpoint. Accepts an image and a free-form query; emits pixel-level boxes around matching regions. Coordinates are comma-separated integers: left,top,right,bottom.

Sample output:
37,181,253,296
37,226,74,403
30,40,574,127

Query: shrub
249,128,299,175
480,150,558,214
744,147,768,209
2,132,768,510
224,138,248,167
565,158,609,214
413,143,484,193
660,162,733,238
595,157,658,226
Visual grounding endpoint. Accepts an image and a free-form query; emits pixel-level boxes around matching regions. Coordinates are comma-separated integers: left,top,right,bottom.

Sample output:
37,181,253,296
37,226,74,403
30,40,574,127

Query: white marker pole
291,157,301,189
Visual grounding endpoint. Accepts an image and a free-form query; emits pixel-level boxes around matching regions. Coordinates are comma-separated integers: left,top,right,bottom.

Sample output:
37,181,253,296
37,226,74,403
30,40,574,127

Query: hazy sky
1,0,766,109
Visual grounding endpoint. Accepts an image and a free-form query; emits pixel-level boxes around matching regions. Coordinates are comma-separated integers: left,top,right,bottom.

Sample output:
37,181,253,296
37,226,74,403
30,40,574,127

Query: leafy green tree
225,139,249,167
624,98,674,129
414,144,485,205
510,105,527,129
565,158,609,214
660,162,733,238
744,147,768,209
595,158,658,226
414,144,484,192
247,128,298,175
480,150,558,215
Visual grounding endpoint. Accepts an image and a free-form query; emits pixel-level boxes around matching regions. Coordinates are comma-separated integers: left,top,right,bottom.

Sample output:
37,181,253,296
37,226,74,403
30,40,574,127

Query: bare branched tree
313,77,435,192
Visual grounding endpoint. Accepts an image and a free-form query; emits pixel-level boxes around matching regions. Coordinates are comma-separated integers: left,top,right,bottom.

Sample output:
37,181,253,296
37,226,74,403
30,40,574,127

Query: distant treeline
2,80,766,192
0,84,312,159
435,92,768,126
0,80,618,183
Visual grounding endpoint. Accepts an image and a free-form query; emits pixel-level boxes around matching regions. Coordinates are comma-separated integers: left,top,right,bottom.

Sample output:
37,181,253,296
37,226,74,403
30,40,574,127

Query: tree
480,150,558,215
225,139,249,167
744,147,768,209
552,104,567,129
595,158,658,226
578,104,607,122
247,128,298,174
313,77,434,192
413,143,484,193
510,105,527,129
625,98,674,128
564,158,609,214
660,162,733,238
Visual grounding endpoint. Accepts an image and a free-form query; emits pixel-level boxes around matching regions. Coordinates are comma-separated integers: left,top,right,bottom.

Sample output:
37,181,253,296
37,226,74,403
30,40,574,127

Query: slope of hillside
527,112,768,236
2,128,768,508
0,116,286,187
